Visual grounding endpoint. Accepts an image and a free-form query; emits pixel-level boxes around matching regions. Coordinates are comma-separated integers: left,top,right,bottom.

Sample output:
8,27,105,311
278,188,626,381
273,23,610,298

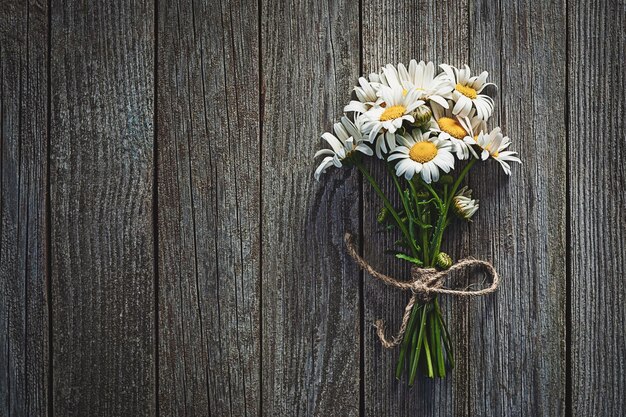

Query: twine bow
344,233,500,349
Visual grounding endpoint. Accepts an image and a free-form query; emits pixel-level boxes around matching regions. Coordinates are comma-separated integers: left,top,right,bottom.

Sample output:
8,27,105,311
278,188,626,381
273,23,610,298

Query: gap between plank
564,0,572,414
357,169,365,417
153,0,160,415
46,0,53,415
357,0,365,416
258,0,264,414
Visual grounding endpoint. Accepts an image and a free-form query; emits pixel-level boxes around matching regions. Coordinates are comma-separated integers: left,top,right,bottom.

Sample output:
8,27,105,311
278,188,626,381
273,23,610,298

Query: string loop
344,232,500,348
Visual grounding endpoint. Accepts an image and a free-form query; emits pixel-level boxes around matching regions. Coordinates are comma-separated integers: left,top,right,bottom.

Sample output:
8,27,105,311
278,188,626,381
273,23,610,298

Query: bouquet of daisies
315,61,520,385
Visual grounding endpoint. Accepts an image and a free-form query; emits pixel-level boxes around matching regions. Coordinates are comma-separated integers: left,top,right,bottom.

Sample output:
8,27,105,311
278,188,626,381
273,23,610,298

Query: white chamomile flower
377,63,403,89
430,101,483,160
314,116,373,180
453,186,479,220
344,75,383,114
397,60,453,108
388,130,454,183
440,64,495,120
361,85,425,158
475,127,521,175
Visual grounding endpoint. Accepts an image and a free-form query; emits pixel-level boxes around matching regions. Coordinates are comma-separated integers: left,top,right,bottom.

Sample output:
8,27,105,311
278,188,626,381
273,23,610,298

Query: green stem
406,179,422,211
395,304,420,379
445,157,477,208
433,311,445,377
435,300,455,369
422,327,434,378
409,304,429,386
356,161,419,257
387,164,419,250
414,202,430,266
387,164,412,220
430,211,448,261
420,180,443,210
380,160,477,383
429,158,478,261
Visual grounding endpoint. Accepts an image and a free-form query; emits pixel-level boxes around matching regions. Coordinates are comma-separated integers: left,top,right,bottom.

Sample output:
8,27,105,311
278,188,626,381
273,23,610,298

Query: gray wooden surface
49,1,156,415
0,0,624,416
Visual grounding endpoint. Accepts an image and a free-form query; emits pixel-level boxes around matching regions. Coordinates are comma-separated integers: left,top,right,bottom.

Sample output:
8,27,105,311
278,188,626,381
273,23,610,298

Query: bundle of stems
356,157,476,385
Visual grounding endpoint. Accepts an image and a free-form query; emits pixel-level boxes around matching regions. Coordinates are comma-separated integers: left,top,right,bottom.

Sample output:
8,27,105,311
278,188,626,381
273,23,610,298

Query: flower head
388,130,454,183
314,116,373,180
430,101,483,160
453,186,479,220
344,75,383,114
440,64,495,120
475,127,521,175
361,85,425,158
396,60,454,107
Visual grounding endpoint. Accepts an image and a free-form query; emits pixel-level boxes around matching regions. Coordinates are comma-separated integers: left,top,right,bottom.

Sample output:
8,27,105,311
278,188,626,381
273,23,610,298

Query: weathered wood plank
260,0,361,414
467,0,567,415
0,1,49,416
49,2,155,415
361,1,470,415
569,0,626,415
156,0,261,415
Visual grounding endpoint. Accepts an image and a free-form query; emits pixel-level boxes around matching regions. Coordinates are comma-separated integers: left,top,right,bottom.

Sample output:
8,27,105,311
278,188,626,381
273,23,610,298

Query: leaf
416,197,437,206
413,217,433,229
395,253,424,266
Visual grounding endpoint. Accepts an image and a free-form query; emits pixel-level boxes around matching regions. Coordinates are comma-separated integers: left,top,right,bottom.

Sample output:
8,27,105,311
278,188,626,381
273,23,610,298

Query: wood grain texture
156,0,261,415
0,1,49,416
49,2,155,415
361,1,471,415
260,0,361,415
569,0,626,415
467,0,567,415
0,0,624,415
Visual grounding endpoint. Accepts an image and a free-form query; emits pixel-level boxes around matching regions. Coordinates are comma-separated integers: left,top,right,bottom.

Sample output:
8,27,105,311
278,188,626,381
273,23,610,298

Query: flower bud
377,206,388,223
453,186,479,221
411,105,433,127
435,252,453,269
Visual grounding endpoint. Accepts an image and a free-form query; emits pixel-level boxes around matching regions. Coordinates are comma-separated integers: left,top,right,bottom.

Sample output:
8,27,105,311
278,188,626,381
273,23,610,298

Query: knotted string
344,232,500,348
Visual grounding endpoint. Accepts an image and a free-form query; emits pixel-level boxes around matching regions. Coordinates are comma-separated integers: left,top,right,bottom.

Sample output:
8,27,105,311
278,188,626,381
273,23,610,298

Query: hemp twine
344,232,500,349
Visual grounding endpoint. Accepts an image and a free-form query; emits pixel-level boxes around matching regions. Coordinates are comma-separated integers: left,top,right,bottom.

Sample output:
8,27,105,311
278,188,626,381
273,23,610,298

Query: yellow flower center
409,141,438,163
455,83,477,99
380,105,406,121
438,117,467,139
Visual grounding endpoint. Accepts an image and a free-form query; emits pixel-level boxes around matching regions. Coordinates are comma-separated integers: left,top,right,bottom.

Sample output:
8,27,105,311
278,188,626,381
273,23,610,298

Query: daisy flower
361,85,425,158
453,186,479,220
397,60,453,108
377,63,404,90
344,75,382,114
377,62,451,106
430,101,483,160
314,116,373,180
388,130,454,183
440,64,495,120
475,127,521,175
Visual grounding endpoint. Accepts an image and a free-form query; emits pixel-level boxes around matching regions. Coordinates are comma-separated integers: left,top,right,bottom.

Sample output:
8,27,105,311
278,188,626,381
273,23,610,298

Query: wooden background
1,0,624,415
